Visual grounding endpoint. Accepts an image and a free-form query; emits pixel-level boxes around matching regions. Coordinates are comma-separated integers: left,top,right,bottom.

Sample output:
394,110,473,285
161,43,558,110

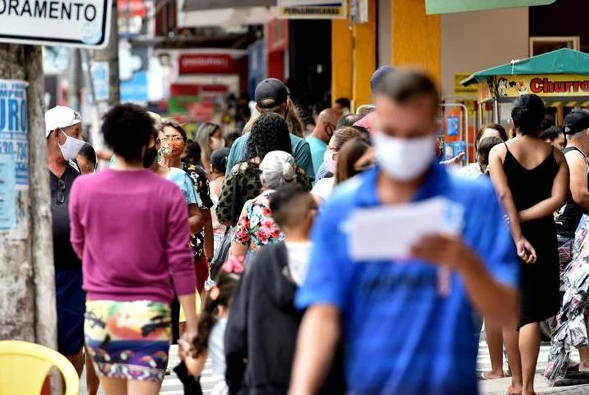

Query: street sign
278,0,347,19
0,0,113,48
426,0,557,14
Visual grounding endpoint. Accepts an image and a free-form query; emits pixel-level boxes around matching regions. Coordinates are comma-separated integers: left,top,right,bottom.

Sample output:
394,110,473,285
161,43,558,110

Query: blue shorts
55,268,85,356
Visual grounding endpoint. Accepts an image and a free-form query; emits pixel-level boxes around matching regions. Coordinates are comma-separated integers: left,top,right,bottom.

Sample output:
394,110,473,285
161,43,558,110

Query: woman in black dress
489,94,569,395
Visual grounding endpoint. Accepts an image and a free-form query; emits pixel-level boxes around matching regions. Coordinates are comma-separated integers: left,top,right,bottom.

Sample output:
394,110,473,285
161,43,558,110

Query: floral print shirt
182,162,214,259
232,190,284,253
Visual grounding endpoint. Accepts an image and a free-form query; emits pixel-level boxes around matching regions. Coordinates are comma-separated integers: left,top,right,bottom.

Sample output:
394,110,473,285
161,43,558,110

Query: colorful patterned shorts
85,300,171,382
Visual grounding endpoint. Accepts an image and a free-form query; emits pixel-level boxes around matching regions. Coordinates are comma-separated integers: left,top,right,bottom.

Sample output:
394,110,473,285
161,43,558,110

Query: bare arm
183,350,207,377
203,209,214,260
519,149,569,222
564,151,588,210
288,305,341,395
188,204,204,234
489,145,524,241
458,248,518,326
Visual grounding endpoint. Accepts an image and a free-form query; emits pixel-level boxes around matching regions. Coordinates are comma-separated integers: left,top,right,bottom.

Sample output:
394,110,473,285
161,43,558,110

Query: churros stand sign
482,75,589,100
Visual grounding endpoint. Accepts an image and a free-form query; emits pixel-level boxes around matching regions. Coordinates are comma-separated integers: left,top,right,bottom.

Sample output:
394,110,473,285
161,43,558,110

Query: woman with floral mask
195,122,225,173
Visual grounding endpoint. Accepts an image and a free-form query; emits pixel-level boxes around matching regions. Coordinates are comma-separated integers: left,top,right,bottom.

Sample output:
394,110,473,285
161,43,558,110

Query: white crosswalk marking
477,341,552,374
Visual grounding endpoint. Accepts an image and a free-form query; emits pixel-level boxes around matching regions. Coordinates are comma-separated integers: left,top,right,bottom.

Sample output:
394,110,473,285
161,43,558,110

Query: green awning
461,48,589,87
426,0,556,14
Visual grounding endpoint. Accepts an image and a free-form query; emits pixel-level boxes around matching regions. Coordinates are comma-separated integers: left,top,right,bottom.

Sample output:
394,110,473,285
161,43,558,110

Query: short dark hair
102,104,153,162
542,114,556,130
335,97,351,109
540,126,565,142
477,137,504,167
161,119,188,142
374,69,440,110
245,113,292,161
475,123,508,147
184,141,202,166
337,114,360,129
511,94,545,136
270,183,312,229
211,147,230,174
78,143,97,167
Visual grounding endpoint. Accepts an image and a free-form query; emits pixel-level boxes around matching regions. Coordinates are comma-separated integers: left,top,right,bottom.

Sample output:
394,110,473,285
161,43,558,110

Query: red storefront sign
267,19,289,53
188,102,215,121
118,0,147,18
178,54,236,75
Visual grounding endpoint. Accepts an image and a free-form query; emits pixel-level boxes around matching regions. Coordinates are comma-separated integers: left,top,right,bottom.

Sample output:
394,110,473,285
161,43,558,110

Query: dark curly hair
512,94,545,137
102,104,153,162
245,112,292,161
193,271,239,358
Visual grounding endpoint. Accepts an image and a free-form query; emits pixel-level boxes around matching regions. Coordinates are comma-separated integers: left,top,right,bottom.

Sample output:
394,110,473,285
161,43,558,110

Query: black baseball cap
255,78,290,109
564,110,589,135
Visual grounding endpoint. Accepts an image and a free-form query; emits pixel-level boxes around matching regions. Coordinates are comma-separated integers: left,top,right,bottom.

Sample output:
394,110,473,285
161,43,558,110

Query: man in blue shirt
290,70,519,395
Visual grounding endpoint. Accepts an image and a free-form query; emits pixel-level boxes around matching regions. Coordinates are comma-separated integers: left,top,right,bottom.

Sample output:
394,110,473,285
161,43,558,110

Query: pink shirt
69,169,196,303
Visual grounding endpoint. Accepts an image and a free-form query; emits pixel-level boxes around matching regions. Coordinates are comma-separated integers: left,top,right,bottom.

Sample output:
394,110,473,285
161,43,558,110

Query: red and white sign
178,54,236,75
188,102,215,121
118,0,147,18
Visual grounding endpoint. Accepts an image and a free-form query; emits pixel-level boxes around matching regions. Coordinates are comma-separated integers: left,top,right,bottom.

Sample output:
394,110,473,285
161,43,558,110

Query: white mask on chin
373,133,437,181
59,130,85,161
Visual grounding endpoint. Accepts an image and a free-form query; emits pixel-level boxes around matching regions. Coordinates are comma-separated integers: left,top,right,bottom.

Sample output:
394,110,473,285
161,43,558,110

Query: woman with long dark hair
489,94,569,395
215,113,312,227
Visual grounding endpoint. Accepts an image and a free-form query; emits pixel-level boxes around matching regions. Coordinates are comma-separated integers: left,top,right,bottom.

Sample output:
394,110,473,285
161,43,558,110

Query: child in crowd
75,143,98,175
225,183,344,395
180,270,240,395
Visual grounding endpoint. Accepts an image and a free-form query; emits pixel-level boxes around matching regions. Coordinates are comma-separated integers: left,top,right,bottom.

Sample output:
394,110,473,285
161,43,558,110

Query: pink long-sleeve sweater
69,168,196,303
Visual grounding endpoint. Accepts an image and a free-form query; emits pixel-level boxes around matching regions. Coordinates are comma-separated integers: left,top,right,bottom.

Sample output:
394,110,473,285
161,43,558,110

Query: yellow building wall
331,19,354,103
331,0,441,107
392,0,441,81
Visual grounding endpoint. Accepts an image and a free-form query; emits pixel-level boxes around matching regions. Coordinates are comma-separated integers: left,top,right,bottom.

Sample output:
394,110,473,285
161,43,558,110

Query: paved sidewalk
480,375,589,394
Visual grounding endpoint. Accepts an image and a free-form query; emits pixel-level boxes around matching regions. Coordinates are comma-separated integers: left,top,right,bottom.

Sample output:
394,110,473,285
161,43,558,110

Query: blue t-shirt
306,136,328,176
296,164,519,395
167,167,200,206
226,133,315,179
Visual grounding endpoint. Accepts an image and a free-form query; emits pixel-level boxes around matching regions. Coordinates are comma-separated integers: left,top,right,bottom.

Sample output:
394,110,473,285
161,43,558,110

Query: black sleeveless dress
503,145,560,328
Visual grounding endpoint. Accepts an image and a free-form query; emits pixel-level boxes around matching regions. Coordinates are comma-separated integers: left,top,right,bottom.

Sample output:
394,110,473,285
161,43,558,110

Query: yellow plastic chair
0,340,80,395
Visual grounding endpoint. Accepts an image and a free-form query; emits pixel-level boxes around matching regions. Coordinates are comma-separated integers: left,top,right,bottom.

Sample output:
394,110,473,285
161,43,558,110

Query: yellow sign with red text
480,75,589,101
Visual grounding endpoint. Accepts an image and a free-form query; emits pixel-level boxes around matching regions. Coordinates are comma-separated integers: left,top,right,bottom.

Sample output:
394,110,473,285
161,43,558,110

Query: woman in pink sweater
69,104,198,395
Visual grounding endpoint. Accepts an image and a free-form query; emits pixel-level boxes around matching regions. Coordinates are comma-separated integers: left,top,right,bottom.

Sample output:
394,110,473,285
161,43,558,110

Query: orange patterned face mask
160,141,185,158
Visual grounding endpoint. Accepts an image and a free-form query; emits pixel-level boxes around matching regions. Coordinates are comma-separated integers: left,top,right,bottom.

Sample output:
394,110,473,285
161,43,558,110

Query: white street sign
0,0,113,48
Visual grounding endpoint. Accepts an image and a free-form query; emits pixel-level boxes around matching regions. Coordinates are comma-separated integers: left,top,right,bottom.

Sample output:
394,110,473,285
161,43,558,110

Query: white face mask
59,130,85,161
211,136,225,151
373,133,437,182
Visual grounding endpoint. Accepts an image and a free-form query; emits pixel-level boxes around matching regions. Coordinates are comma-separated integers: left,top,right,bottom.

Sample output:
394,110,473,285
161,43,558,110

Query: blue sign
121,71,149,103
92,62,109,102
0,79,28,186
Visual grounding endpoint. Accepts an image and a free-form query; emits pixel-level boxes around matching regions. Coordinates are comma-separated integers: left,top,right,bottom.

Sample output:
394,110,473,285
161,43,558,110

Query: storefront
462,48,589,130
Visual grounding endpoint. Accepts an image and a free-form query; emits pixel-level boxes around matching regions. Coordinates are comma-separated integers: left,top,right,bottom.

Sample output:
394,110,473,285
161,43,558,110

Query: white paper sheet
347,197,465,261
